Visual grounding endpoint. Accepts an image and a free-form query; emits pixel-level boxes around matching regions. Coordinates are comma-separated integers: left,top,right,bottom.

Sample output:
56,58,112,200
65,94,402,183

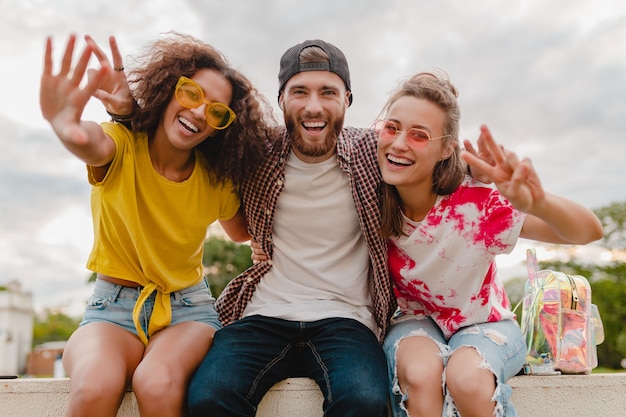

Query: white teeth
179,116,200,133
303,121,326,128
387,154,413,165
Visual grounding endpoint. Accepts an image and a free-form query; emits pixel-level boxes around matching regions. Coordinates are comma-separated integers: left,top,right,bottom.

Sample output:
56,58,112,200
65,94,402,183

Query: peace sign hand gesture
461,125,545,214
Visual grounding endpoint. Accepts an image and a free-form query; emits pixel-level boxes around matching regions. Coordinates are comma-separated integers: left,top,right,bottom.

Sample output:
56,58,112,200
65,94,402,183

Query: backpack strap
526,248,539,290
565,274,580,310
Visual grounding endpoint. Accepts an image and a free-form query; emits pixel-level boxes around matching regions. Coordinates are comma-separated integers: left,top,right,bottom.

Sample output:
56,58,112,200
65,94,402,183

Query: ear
440,143,455,161
278,94,285,112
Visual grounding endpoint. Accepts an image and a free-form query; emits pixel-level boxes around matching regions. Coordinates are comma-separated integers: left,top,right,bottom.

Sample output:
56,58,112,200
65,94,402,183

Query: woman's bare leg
446,346,496,417
132,321,216,417
395,336,444,417
63,322,145,417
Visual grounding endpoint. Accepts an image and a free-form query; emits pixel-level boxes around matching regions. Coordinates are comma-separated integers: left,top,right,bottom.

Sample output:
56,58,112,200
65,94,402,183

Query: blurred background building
0,281,34,375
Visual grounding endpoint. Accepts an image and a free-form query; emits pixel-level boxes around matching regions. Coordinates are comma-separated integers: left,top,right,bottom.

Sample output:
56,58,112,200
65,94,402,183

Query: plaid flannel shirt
215,126,396,340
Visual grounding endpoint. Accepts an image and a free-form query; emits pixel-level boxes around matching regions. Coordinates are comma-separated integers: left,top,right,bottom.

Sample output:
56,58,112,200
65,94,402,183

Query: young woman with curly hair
39,32,275,417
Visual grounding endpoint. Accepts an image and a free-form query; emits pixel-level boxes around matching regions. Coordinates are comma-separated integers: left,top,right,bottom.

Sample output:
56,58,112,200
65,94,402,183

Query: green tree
590,264,626,368
202,236,253,297
32,310,80,347
594,201,626,250
588,201,626,369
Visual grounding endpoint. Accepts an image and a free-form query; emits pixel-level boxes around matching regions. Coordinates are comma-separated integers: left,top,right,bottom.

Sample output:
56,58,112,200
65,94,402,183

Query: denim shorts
80,278,222,337
383,316,526,417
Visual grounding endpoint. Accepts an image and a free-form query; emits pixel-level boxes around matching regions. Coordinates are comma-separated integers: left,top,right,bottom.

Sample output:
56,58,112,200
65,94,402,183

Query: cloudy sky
1,0,625,316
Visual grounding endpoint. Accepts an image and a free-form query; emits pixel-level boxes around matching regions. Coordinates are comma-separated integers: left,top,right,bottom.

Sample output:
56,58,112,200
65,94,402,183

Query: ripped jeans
383,317,526,417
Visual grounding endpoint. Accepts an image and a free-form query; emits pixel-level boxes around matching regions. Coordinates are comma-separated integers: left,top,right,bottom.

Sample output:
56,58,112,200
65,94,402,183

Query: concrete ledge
2,374,625,417
509,373,626,416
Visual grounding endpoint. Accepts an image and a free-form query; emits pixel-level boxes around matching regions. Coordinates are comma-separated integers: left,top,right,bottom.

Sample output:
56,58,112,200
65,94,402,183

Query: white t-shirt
390,177,526,339
243,151,375,332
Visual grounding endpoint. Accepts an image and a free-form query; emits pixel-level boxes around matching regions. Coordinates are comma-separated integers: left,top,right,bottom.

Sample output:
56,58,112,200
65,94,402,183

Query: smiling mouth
387,154,414,166
302,121,327,133
179,116,200,133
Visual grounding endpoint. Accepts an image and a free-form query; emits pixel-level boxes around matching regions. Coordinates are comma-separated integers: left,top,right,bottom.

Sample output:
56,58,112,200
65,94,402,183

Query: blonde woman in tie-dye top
376,71,603,417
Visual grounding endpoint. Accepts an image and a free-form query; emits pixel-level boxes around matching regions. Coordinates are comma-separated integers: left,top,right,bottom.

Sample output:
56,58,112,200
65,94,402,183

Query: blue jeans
383,317,526,417
188,315,389,417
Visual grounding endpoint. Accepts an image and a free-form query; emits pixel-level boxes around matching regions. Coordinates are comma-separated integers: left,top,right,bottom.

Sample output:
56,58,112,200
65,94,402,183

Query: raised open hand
40,34,108,146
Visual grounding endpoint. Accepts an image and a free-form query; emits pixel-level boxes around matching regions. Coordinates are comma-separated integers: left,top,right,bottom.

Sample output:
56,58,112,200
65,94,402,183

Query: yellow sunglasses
174,76,237,130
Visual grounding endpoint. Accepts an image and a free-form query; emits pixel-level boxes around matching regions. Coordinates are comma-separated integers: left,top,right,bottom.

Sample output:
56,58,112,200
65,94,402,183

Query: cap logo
299,62,330,72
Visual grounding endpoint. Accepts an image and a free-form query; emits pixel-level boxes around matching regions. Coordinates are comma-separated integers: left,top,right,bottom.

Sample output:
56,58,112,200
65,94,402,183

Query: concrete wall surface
1,374,625,417
509,373,626,416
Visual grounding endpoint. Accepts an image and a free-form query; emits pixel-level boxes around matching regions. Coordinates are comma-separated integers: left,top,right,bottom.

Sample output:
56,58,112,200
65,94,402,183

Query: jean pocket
179,287,214,307
85,294,110,311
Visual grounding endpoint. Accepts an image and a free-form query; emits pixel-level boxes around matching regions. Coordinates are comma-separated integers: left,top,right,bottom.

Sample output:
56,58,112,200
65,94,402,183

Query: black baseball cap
278,39,352,106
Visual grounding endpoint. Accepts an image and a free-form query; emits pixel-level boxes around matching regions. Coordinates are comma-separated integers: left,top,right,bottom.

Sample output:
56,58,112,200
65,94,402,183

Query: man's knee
188,361,260,417
325,377,389,417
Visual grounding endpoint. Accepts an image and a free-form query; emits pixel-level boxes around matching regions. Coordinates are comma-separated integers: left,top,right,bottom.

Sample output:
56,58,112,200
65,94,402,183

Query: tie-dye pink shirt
389,176,526,339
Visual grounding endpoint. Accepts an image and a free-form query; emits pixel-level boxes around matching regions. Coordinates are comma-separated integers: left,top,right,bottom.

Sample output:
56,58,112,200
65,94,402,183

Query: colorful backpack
520,248,604,375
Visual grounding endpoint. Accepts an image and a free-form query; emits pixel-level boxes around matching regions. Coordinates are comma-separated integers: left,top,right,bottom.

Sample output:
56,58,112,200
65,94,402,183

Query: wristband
106,110,133,123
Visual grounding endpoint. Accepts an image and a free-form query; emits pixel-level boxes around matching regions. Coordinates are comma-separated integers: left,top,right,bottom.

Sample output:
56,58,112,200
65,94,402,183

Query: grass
593,367,626,373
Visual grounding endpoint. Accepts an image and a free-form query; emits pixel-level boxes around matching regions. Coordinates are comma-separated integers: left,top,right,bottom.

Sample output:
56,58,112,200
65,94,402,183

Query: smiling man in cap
188,39,394,417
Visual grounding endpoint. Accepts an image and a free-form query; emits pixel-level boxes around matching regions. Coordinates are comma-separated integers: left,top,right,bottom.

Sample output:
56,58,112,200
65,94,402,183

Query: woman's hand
40,34,108,146
465,126,603,244
84,35,135,116
462,135,494,183
461,125,544,213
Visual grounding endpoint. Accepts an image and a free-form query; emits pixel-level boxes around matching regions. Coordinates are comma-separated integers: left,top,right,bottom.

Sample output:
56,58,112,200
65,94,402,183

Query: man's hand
250,240,269,264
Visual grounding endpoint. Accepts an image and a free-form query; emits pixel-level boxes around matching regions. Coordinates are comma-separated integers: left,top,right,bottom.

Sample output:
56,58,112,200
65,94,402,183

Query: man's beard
285,114,344,158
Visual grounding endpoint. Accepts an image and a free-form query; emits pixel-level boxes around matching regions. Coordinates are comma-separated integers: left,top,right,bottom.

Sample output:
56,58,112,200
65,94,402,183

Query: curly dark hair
126,32,276,191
